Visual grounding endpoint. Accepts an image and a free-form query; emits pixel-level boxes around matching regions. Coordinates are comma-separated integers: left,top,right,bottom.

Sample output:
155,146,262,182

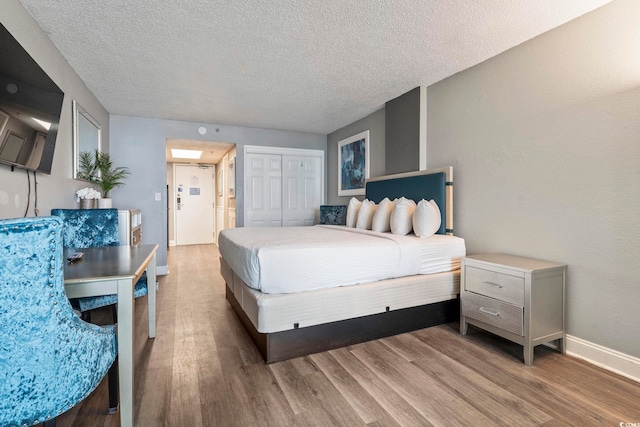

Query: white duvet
218,225,466,294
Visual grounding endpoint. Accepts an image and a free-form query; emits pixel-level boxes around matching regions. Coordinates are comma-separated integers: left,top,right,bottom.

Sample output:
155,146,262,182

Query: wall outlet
155,192,162,201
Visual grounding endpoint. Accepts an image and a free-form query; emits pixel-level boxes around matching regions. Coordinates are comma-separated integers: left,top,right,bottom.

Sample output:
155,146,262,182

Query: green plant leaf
77,149,129,197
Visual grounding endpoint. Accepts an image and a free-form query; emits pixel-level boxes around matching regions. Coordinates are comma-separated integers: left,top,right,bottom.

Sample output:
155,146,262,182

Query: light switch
155,192,162,201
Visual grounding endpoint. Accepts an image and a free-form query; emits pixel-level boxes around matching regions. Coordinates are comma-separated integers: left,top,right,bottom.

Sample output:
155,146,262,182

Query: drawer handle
479,307,500,317
483,281,503,289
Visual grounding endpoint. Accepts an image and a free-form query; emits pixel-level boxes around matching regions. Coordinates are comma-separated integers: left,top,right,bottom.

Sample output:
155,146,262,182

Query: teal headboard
365,167,453,235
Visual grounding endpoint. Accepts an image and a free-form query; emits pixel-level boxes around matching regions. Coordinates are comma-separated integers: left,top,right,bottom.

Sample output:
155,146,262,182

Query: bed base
225,284,459,364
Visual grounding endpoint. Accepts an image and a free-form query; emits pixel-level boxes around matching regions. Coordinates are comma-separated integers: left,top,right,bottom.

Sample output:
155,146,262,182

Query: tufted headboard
365,167,454,235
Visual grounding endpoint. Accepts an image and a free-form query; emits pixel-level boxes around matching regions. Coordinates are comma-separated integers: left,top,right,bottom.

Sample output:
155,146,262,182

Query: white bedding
221,254,460,333
218,225,465,294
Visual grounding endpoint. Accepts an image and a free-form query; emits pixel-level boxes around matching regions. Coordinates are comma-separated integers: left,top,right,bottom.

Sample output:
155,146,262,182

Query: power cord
33,170,39,216
23,168,31,217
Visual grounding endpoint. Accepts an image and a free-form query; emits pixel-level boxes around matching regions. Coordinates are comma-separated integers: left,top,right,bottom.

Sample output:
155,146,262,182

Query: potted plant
77,149,129,208
75,186,101,209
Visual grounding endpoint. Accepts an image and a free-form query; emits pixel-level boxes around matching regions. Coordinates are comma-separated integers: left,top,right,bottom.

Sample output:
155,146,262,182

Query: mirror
72,100,101,179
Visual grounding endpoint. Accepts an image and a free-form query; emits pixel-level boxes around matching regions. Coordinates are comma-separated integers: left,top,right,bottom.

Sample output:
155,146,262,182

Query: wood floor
57,244,640,426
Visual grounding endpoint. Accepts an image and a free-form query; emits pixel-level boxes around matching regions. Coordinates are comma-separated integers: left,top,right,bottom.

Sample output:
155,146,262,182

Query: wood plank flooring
57,244,640,426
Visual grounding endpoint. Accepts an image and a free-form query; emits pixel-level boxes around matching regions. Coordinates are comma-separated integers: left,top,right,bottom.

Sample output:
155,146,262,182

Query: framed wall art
338,130,369,196
228,156,236,198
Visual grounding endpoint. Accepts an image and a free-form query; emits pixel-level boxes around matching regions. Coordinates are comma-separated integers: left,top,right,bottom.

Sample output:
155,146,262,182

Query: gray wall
385,87,420,174
327,108,385,205
109,115,326,270
0,1,109,219
427,0,640,357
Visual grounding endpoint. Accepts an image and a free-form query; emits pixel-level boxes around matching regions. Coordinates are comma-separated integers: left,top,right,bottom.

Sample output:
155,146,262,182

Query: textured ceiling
19,0,611,135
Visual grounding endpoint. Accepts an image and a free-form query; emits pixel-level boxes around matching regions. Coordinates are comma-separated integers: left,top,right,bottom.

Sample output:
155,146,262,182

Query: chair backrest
0,216,117,425
51,208,120,248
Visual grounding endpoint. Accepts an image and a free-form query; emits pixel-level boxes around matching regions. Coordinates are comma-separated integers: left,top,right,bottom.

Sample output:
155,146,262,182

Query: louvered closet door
245,152,283,227
282,155,322,226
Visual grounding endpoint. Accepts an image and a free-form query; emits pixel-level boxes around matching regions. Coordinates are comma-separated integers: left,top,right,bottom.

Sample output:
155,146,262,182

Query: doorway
174,164,215,245
166,139,236,246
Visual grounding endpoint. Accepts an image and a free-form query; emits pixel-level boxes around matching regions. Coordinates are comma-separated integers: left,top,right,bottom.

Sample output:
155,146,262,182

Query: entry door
245,153,282,227
175,164,215,245
282,155,322,226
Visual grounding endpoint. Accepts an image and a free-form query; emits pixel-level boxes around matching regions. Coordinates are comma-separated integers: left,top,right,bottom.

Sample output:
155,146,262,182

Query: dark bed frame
224,167,457,363
226,284,459,363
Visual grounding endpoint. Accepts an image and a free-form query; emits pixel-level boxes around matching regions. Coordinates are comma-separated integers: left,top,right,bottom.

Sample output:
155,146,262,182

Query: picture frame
228,156,236,198
217,167,223,197
338,130,370,196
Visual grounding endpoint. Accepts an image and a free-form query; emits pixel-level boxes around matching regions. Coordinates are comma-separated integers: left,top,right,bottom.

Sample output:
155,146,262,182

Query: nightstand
460,253,566,365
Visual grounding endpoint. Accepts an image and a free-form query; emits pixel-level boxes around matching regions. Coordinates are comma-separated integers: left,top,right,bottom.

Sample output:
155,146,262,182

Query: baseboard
169,240,176,247
566,334,640,383
156,265,169,276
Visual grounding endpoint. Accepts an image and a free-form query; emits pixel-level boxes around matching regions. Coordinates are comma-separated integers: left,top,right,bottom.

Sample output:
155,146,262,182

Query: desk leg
117,278,135,427
147,252,157,338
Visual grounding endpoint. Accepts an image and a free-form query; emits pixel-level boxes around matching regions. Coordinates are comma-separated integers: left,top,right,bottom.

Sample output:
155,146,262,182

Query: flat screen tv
0,23,64,174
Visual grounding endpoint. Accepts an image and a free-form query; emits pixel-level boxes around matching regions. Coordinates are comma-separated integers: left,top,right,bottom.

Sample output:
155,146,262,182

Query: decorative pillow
371,197,394,232
346,197,362,228
390,197,416,235
319,205,347,225
356,199,377,230
413,199,442,238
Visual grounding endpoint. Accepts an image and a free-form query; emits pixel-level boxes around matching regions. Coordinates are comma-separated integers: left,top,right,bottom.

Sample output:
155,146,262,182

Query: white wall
0,1,109,219
109,115,326,271
427,0,640,357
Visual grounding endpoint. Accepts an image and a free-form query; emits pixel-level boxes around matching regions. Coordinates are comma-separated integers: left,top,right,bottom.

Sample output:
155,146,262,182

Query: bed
219,167,465,363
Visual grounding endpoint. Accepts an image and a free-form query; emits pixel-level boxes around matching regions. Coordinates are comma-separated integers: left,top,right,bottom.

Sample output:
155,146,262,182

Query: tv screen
0,23,64,174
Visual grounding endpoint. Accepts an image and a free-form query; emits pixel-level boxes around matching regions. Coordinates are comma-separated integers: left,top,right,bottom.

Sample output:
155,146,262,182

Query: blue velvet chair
0,216,117,426
50,208,148,318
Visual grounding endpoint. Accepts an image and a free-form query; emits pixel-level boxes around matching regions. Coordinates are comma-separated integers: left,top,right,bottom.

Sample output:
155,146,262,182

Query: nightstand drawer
462,293,523,336
465,266,524,306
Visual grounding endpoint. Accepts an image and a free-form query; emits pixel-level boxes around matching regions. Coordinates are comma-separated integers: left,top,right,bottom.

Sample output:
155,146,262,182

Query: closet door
282,155,322,226
245,152,282,227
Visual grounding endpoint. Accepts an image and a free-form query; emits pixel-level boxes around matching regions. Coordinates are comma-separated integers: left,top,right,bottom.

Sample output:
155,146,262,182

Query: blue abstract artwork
338,130,369,196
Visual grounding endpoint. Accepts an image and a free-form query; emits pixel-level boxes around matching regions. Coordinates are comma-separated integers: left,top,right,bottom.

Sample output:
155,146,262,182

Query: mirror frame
72,100,102,179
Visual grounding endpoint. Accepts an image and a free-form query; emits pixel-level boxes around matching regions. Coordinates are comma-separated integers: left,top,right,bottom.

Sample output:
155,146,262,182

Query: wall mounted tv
0,23,64,174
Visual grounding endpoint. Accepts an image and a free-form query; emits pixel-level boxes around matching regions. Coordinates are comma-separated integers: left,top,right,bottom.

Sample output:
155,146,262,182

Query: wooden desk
64,244,158,427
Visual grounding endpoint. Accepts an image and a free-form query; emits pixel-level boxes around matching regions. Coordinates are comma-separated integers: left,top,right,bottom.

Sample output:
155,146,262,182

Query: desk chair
51,208,148,322
0,216,117,426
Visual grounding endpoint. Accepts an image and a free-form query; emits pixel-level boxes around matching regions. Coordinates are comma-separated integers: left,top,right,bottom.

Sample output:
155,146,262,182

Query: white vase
98,198,113,209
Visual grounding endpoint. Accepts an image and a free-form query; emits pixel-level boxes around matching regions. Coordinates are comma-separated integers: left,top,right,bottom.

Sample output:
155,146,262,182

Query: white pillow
346,197,362,228
413,199,442,238
356,199,377,230
371,197,394,232
390,197,416,235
